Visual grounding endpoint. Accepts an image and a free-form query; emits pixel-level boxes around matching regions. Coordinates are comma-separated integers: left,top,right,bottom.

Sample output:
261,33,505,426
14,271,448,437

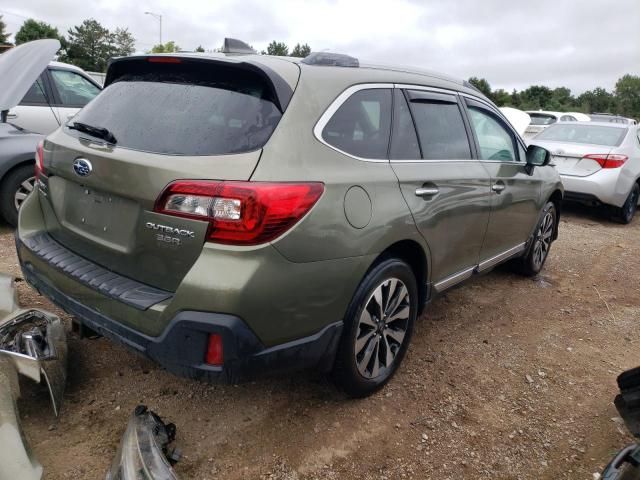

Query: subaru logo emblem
73,158,92,177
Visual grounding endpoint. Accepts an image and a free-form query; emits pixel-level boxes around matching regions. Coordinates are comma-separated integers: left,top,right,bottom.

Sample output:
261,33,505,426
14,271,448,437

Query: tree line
468,76,640,120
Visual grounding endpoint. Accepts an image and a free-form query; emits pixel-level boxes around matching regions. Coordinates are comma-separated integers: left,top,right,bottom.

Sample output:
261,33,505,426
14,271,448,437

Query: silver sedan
530,122,640,223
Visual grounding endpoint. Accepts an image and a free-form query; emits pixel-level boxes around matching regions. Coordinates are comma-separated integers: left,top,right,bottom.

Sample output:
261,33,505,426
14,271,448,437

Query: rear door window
322,88,392,159
70,61,284,156
406,90,471,160
390,90,420,160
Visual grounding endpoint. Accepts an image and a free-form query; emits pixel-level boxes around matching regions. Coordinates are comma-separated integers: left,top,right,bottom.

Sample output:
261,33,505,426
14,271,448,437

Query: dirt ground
1,203,638,480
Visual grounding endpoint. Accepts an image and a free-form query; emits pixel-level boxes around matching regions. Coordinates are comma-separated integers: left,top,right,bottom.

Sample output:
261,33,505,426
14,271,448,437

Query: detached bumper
19,245,342,383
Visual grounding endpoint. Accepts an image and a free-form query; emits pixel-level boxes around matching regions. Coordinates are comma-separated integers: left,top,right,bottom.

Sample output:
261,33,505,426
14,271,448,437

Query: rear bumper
19,254,342,383
560,170,632,208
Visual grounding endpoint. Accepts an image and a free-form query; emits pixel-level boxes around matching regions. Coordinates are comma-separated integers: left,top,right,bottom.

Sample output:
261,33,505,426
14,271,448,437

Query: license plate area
48,177,140,252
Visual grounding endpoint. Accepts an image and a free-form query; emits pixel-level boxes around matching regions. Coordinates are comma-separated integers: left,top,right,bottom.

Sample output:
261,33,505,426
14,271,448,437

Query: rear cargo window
70,61,283,156
529,114,557,126
322,88,392,159
536,124,627,147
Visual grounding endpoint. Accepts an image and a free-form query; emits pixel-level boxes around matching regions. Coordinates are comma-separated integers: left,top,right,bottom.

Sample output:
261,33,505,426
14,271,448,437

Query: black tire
613,183,639,225
0,164,35,227
331,258,418,398
516,201,557,277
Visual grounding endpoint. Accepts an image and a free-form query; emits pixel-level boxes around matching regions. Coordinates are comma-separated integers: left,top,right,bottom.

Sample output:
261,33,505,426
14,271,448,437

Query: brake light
148,56,182,63
205,334,223,366
583,153,628,169
154,181,324,245
35,140,45,178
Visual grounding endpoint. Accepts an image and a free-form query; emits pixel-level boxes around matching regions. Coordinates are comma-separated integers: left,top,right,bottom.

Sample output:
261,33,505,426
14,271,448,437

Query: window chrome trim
313,83,394,163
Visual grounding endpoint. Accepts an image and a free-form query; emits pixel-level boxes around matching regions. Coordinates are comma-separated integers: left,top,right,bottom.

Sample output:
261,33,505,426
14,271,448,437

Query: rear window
529,114,557,126
536,124,627,147
70,61,283,156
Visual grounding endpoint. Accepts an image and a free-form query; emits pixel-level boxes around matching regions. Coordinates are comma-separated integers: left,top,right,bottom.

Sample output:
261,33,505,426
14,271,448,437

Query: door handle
491,183,505,194
415,187,439,197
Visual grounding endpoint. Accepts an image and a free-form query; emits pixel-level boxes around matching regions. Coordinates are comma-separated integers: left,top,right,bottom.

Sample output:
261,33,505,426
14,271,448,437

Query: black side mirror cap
525,145,551,174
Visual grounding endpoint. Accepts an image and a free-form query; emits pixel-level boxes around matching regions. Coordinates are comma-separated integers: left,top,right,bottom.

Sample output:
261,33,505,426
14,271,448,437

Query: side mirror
525,145,551,174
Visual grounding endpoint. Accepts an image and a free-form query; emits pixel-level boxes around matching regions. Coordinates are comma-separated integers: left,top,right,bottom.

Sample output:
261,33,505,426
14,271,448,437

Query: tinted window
468,106,517,162
390,90,420,160
322,89,392,159
560,115,577,121
536,124,627,147
529,114,557,125
70,66,282,156
50,69,100,107
408,97,471,160
20,74,49,105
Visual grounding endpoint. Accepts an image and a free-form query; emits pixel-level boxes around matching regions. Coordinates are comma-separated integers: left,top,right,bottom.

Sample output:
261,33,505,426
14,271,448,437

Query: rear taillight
154,181,324,245
35,140,45,178
583,153,628,169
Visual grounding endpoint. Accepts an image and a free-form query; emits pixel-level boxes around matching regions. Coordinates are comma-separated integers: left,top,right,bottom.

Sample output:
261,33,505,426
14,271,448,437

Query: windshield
536,124,627,147
529,113,557,126
70,65,282,156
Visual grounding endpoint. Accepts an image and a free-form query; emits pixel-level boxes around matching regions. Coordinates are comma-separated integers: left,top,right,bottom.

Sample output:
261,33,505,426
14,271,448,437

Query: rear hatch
524,113,557,138
37,55,298,292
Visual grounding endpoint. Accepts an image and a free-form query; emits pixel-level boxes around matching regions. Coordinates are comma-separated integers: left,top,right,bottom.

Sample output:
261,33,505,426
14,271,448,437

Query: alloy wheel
14,176,35,211
532,210,554,270
355,278,410,379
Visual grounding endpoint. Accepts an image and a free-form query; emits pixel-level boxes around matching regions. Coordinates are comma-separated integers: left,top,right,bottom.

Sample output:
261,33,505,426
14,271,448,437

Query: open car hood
0,39,60,112
500,107,531,137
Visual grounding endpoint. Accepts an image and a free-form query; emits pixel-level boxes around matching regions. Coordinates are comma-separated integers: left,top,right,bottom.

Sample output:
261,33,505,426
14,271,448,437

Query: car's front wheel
332,258,418,398
0,164,35,227
614,183,639,225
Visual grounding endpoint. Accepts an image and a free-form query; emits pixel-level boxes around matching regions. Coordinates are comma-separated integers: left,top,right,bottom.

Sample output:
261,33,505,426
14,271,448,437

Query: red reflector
205,334,223,365
583,153,628,169
148,56,182,63
154,181,324,245
35,140,45,178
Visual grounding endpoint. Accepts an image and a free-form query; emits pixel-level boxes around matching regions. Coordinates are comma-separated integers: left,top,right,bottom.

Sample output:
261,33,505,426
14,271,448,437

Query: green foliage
59,19,136,72
290,43,311,58
15,19,63,46
266,41,288,56
468,75,639,120
151,40,180,53
0,15,10,43
468,77,492,98
195,45,205,52
614,75,640,119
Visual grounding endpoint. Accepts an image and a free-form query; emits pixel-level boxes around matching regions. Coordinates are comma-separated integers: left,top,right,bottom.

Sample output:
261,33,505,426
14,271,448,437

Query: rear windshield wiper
68,121,117,144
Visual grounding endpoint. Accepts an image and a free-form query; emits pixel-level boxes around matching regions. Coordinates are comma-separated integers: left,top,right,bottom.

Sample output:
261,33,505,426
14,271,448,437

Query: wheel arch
366,239,429,314
0,158,35,186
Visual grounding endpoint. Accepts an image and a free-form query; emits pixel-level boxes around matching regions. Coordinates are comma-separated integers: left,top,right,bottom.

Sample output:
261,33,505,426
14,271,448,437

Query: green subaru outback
16,45,562,397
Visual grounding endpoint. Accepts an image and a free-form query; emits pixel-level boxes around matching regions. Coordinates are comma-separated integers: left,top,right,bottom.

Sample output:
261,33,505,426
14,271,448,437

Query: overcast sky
2,0,639,93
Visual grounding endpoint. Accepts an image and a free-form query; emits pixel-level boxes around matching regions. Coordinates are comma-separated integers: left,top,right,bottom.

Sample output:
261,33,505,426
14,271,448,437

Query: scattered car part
106,405,180,480
600,367,640,479
0,273,68,480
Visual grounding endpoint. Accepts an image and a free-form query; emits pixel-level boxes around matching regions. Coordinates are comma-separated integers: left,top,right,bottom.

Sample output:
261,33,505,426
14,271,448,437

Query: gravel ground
1,203,638,480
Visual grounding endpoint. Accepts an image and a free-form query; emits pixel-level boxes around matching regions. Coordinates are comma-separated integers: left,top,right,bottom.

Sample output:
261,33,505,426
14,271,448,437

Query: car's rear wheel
614,183,639,225
0,164,35,227
332,258,417,398
516,201,556,276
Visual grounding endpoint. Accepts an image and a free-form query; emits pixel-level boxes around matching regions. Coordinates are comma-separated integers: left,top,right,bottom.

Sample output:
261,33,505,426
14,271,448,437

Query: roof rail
221,38,256,54
301,52,359,67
